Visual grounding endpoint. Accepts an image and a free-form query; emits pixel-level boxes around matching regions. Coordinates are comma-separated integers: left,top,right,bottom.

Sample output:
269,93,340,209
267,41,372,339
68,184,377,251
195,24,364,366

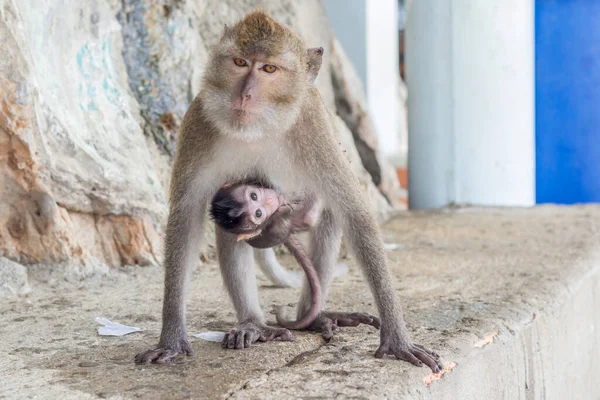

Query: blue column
536,0,600,203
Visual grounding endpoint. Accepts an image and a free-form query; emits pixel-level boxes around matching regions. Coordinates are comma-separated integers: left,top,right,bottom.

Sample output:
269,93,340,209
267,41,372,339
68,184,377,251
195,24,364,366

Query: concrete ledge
0,205,598,399
428,258,599,399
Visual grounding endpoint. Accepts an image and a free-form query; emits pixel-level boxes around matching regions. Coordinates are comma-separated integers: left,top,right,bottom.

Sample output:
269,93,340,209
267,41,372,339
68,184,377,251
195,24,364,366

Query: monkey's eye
262,64,277,73
255,209,262,218
250,192,257,201
234,58,248,67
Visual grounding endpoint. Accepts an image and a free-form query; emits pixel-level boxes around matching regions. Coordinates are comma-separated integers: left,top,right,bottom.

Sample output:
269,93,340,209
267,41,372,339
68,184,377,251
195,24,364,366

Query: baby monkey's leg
307,312,381,341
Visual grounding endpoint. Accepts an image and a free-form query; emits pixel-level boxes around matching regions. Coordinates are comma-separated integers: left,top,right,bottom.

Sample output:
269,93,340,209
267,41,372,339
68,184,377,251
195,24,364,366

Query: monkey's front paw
307,312,381,341
222,321,293,349
374,334,441,373
135,339,194,365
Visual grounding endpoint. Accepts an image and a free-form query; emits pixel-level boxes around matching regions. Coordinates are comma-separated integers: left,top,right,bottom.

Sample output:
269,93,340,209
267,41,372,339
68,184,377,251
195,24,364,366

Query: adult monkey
135,10,441,372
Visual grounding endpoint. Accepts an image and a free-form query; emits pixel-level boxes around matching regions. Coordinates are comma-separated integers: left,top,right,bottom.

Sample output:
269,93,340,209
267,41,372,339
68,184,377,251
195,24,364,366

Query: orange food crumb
474,331,499,348
423,361,457,386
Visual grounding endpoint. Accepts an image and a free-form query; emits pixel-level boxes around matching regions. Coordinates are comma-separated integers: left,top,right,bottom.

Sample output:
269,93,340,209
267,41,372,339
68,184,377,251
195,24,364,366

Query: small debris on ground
193,331,227,342
95,317,141,336
384,243,405,251
333,263,349,277
474,331,498,348
423,361,457,386
523,313,536,326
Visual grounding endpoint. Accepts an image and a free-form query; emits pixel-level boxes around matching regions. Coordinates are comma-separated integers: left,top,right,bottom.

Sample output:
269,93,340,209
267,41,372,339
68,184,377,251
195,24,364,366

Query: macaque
135,10,441,372
209,179,324,333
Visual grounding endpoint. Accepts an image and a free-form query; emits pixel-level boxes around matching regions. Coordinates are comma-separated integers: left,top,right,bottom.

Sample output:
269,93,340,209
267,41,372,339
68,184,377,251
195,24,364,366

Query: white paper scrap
333,263,349,278
384,243,405,251
95,317,141,336
193,331,227,342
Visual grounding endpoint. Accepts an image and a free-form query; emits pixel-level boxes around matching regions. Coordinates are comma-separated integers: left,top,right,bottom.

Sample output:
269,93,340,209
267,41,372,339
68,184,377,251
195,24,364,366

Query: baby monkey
209,179,322,332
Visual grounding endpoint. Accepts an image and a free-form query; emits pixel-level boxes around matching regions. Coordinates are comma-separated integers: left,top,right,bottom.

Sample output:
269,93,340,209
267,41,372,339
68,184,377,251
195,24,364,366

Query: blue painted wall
536,0,600,203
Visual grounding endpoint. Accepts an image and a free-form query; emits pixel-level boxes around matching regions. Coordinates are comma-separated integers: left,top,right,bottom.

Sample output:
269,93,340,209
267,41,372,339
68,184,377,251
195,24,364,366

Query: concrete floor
1,205,598,399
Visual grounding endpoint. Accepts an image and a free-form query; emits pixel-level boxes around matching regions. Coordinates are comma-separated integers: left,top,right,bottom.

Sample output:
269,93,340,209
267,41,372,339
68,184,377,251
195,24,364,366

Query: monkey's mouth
231,108,255,124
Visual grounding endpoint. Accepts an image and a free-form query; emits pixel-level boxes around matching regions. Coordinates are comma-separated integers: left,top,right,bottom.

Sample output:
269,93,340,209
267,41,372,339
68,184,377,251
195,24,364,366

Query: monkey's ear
237,230,262,241
306,47,324,84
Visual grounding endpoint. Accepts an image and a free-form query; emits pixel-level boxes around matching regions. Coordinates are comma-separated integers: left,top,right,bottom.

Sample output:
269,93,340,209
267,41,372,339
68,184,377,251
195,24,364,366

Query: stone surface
0,205,598,399
1,0,402,270
0,257,31,296
0,0,167,269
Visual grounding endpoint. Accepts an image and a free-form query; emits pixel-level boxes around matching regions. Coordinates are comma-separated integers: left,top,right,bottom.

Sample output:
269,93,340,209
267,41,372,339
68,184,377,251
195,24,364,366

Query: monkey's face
227,185,283,241
228,54,301,124
201,13,307,140
204,51,305,137
232,185,282,227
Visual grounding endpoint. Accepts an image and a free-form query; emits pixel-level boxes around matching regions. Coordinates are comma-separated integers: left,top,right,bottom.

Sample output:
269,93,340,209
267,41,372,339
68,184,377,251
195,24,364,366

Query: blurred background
330,0,600,209
1,0,598,270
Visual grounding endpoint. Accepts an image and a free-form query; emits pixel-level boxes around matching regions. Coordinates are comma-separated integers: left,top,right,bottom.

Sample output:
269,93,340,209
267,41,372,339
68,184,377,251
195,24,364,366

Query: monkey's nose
240,92,252,107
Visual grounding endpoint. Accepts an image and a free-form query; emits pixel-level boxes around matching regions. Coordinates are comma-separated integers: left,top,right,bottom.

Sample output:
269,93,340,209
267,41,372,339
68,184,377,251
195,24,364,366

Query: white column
324,0,402,162
323,0,368,85
365,0,401,159
406,0,535,208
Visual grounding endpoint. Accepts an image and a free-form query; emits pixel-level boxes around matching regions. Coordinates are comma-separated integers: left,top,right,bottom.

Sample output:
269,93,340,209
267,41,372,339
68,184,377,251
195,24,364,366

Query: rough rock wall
330,37,405,212
0,0,403,270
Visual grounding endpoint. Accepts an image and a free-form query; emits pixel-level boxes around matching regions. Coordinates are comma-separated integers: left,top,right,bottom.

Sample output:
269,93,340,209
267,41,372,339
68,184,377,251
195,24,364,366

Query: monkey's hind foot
222,321,293,349
135,338,194,365
307,312,381,341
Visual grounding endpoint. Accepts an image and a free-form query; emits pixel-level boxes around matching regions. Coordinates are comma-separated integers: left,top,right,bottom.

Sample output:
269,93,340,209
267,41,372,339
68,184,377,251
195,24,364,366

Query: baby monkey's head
209,180,287,241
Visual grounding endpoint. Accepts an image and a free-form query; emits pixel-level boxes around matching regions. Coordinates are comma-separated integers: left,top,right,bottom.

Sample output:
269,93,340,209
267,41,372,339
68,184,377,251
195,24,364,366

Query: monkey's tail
276,235,321,330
